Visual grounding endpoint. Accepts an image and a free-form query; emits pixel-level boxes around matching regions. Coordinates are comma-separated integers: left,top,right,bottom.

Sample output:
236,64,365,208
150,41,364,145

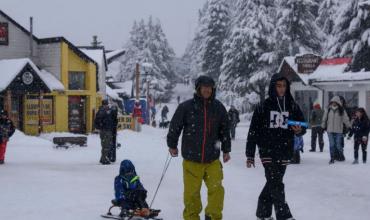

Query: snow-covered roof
279,56,312,84
106,85,121,100
106,49,125,62
308,58,370,83
0,58,65,92
111,81,133,96
80,49,108,71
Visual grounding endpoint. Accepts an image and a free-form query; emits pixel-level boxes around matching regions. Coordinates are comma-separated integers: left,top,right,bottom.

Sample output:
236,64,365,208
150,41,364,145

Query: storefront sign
117,115,135,130
25,98,53,125
0,22,9,45
22,72,34,85
295,54,321,74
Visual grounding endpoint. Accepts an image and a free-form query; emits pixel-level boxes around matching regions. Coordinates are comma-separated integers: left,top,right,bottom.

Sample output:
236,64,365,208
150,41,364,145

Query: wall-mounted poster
0,22,9,45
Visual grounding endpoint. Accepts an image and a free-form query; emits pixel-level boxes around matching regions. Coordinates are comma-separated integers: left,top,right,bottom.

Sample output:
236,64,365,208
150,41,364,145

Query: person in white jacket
322,96,351,164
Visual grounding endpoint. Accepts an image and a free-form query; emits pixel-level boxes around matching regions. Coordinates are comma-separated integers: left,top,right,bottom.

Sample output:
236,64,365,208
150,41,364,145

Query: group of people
303,96,370,165
166,74,304,220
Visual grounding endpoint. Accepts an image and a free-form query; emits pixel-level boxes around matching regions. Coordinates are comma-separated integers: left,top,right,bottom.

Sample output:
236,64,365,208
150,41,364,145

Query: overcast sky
1,0,206,55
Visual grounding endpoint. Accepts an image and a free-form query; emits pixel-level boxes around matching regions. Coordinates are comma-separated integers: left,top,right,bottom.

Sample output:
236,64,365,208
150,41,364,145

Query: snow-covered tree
201,0,230,81
219,0,278,103
276,0,323,56
182,1,210,79
316,0,342,36
327,0,370,63
116,18,176,101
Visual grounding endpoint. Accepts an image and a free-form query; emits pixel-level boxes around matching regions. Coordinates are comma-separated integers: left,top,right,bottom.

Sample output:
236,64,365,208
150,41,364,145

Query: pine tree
219,0,278,103
276,0,322,56
316,0,341,36
327,0,370,62
116,18,176,101
201,0,230,81
182,1,210,79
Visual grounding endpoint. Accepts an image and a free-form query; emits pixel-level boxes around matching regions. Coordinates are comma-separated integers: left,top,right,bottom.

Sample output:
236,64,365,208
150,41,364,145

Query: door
68,96,86,133
10,95,24,131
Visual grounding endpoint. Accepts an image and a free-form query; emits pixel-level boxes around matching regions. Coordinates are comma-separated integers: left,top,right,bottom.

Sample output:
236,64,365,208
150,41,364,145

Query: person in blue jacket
291,135,304,164
112,160,150,217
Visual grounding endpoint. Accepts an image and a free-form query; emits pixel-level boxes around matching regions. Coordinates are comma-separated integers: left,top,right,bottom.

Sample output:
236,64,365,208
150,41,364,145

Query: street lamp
142,62,153,125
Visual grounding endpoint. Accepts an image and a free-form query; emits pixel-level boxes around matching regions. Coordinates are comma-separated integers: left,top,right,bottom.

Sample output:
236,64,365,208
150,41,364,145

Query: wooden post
38,91,43,134
5,90,11,114
147,79,150,125
135,63,140,100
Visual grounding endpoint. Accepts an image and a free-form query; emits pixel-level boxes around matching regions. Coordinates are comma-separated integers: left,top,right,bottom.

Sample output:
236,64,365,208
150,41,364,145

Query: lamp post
142,62,153,125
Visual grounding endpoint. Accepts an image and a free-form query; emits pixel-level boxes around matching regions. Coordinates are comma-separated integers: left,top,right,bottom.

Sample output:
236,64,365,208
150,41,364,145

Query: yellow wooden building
0,10,103,135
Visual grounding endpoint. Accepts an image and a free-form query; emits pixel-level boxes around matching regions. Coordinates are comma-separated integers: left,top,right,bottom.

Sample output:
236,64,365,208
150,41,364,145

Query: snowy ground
1,84,370,220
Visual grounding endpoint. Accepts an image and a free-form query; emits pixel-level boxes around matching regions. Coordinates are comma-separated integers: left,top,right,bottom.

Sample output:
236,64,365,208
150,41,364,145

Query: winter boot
352,159,359,164
0,160,4,164
329,159,335,164
309,149,316,152
205,215,212,220
257,217,274,220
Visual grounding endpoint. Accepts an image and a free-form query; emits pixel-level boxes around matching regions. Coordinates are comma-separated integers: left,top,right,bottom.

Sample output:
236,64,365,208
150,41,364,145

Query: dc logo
270,111,289,129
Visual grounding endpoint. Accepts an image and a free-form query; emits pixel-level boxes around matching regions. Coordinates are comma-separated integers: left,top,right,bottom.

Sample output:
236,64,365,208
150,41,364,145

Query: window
68,72,86,90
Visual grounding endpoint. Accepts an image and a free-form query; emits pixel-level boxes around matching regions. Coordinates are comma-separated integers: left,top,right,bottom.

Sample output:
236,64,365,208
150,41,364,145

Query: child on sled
112,160,151,217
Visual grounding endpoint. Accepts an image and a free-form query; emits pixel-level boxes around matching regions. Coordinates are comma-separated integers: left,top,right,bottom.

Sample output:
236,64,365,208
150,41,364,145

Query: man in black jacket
167,75,231,220
94,100,118,165
228,105,240,140
246,74,306,220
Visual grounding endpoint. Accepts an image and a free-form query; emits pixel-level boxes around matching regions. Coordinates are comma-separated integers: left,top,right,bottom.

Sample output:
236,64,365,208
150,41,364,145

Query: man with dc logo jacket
246,73,306,220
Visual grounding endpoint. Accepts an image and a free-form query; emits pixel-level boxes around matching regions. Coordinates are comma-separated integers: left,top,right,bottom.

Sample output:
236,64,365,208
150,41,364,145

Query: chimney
29,17,33,57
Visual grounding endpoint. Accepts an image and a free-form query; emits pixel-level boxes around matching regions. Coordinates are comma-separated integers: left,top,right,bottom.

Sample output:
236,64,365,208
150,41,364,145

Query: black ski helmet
195,75,215,89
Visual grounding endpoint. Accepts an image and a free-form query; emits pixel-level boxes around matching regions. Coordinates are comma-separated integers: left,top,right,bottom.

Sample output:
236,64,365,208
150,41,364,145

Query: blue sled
287,120,309,128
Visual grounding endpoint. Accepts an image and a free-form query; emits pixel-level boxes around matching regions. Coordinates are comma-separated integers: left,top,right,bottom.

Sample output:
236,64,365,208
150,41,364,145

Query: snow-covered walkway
1,122,370,219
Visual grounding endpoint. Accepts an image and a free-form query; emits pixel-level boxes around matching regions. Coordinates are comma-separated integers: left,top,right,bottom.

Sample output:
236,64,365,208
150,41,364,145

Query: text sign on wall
117,115,134,130
0,22,9,45
25,98,53,125
295,54,322,74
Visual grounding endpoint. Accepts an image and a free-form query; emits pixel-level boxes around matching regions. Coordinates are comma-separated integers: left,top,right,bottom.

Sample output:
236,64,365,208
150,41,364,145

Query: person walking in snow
291,135,304,164
246,73,306,220
161,105,169,122
347,108,370,164
167,75,231,220
321,96,351,164
309,102,324,152
228,105,240,140
94,100,118,165
133,101,143,132
0,110,15,165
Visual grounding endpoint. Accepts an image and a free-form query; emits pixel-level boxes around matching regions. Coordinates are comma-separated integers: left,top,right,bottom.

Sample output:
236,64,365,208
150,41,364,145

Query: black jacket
94,106,118,131
167,94,231,163
246,74,306,162
0,118,15,143
348,118,370,140
228,108,240,126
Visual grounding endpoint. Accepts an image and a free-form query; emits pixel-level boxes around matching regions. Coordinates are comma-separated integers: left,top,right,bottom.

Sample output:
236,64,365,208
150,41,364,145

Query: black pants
354,140,367,162
291,150,301,164
120,190,149,210
257,163,293,220
311,126,324,151
230,124,237,139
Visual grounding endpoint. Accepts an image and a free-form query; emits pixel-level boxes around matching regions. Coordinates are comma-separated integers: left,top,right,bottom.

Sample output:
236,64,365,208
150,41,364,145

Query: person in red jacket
133,101,143,131
0,110,15,164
